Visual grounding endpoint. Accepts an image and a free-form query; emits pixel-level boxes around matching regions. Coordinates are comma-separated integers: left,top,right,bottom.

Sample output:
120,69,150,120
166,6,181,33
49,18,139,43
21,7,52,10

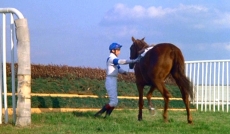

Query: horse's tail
171,47,193,100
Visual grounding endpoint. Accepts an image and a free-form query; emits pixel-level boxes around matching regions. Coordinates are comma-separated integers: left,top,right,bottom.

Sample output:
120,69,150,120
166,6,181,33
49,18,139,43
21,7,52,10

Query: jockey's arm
113,58,138,65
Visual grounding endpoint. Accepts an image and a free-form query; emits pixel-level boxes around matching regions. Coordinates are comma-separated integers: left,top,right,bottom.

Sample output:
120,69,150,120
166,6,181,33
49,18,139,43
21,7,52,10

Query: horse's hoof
163,119,169,123
188,117,193,124
138,114,142,121
149,107,157,116
138,116,142,121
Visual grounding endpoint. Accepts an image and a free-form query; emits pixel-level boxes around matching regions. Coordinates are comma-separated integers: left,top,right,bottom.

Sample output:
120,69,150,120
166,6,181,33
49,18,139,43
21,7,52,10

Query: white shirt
106,53,128,76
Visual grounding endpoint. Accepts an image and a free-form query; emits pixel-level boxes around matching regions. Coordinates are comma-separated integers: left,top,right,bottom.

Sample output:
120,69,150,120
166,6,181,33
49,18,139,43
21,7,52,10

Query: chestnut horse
129,37,193,124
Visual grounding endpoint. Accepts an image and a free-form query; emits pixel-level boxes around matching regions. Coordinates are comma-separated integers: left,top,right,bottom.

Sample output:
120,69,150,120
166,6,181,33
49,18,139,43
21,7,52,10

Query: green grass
1,110,229,134
3,76,230,133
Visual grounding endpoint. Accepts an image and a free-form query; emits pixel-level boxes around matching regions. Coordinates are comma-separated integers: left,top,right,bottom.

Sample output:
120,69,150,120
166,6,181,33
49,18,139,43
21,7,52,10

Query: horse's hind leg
180,89,193,124
146,86,156,115
154,80,171,122
172,72,193,124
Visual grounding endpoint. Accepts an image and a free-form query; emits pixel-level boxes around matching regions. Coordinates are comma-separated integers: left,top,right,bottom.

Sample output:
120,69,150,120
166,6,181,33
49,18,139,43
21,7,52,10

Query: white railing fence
0,8,28,125
185,60,230,112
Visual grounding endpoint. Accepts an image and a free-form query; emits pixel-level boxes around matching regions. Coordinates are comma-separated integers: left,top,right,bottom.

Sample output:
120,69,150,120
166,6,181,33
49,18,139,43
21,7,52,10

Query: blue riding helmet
109,43,122,50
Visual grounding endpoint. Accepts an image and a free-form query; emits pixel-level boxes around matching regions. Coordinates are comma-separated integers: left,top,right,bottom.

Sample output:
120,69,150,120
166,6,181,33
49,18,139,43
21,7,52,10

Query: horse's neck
140,53,149,67
136,57,152,85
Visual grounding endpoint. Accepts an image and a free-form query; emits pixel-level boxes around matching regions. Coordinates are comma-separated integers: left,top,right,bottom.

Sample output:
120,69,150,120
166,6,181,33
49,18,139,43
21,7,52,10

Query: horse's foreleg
137,84,144,121
138,97,144,121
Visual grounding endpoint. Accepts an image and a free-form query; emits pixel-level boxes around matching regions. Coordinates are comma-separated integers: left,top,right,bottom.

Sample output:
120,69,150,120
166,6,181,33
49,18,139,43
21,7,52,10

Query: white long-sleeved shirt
106,53,133,76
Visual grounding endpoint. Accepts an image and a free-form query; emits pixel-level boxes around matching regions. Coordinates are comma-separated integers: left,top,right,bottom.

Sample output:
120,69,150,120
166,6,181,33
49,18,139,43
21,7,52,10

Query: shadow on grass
72,111,109,119
37,97,48,108
72,111,94,118
37,97,61,108
51,97,60,108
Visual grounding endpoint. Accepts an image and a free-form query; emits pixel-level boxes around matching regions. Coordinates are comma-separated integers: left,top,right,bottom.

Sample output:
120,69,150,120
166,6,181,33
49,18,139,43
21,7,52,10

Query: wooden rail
3,108,196,115
6,93,183,100
3,93,196,115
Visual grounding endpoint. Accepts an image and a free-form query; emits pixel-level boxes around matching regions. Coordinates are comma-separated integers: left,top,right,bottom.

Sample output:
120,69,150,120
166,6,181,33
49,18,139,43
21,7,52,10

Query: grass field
3,64,229,133
1,110,229,134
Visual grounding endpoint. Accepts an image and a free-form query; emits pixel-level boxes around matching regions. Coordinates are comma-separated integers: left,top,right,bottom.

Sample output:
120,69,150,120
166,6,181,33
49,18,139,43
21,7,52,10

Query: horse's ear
132,36,135,42
141,37,145,41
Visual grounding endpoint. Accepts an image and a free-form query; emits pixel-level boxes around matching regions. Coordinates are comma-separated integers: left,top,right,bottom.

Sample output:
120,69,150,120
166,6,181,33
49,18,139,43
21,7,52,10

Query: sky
1,0,230,70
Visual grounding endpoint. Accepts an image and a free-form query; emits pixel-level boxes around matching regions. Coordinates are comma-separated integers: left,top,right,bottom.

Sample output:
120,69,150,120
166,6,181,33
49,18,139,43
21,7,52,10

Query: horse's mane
135,40,155,56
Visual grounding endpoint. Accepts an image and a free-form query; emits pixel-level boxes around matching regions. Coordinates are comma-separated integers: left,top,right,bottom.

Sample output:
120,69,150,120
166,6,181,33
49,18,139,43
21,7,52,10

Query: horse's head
129,36,149,69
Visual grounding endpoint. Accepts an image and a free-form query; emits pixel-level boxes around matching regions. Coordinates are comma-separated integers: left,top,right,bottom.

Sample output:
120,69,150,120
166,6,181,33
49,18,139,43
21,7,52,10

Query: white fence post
2,12,9,123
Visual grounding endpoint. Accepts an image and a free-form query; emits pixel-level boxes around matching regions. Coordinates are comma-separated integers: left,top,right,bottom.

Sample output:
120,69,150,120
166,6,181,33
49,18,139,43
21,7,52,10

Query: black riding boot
94,104,111,117
104,107,115,118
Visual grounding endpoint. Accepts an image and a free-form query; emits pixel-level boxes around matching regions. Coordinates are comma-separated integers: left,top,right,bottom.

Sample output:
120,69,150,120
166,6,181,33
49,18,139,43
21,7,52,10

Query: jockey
94,42,140,118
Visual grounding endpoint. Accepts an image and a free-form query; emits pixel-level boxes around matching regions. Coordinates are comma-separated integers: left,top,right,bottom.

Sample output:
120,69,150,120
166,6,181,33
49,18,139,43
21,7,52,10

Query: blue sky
1,0,230,70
